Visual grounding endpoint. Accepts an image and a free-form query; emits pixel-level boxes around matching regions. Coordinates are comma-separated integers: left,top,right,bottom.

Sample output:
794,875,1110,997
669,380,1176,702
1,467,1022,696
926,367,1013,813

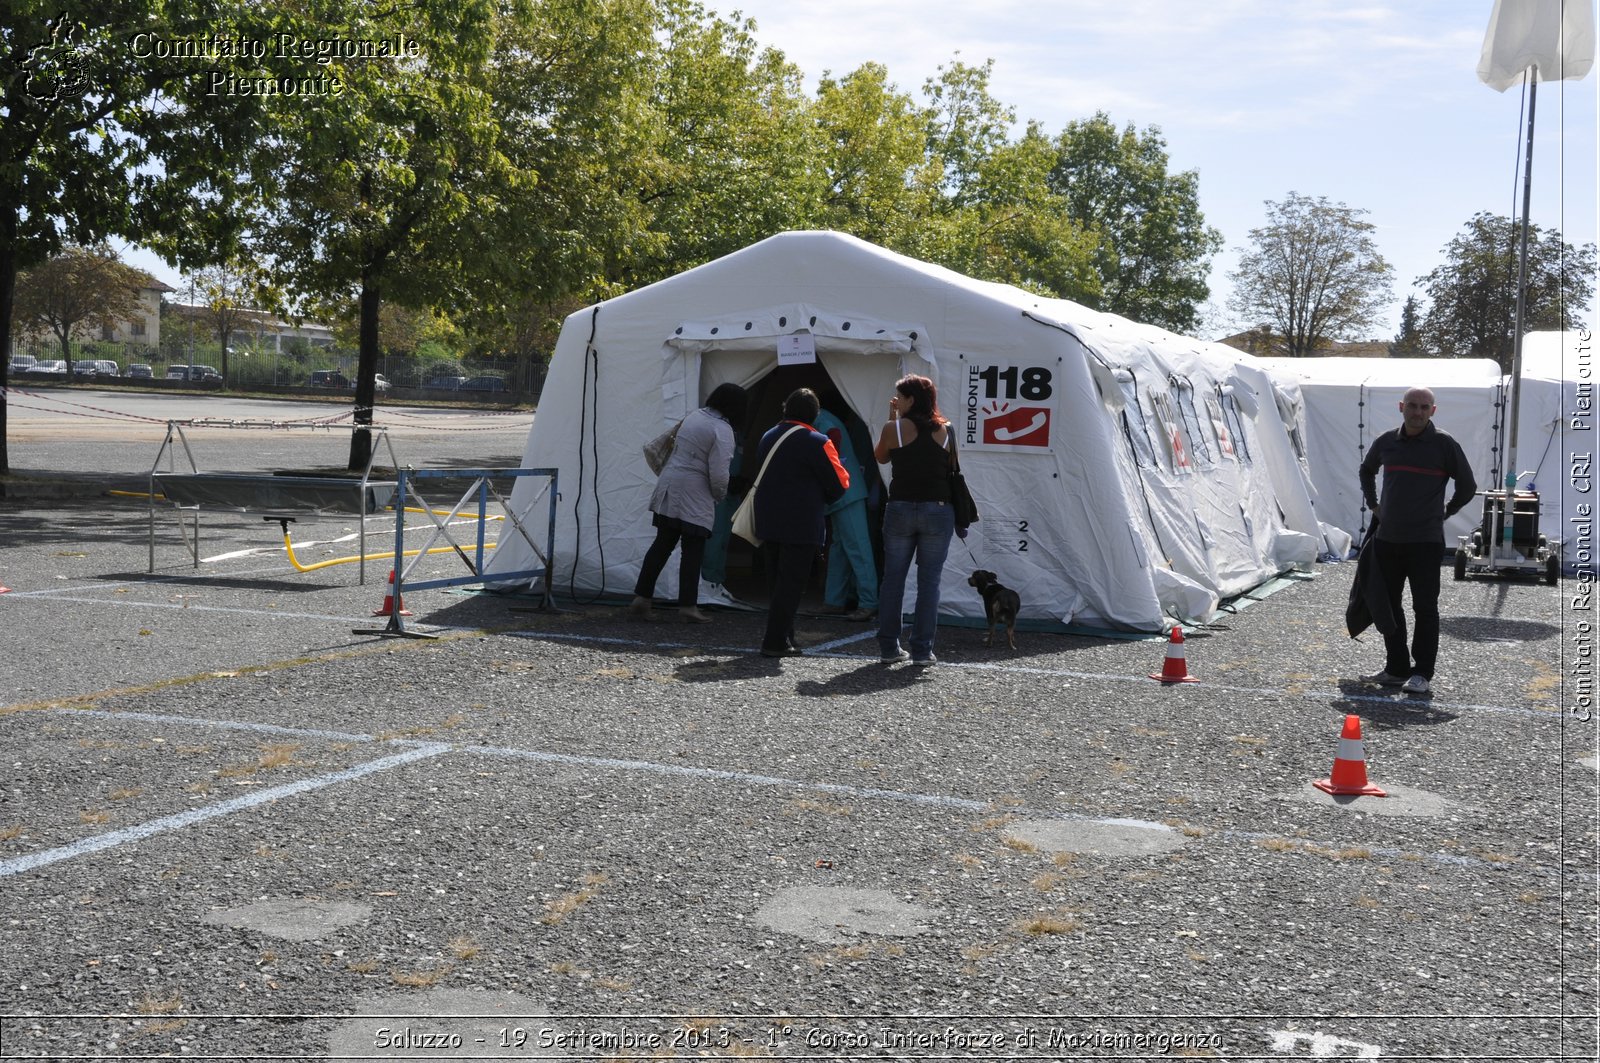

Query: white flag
1478,0,1596,91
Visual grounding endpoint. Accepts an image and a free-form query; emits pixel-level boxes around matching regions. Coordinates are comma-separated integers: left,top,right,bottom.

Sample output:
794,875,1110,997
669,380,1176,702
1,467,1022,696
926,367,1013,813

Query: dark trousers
763,542,816,651
1374,538,1444,679
635,524,705,608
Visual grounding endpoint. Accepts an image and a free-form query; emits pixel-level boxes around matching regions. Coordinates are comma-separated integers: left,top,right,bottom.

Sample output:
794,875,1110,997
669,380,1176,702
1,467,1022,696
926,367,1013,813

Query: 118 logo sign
964,362,1055,451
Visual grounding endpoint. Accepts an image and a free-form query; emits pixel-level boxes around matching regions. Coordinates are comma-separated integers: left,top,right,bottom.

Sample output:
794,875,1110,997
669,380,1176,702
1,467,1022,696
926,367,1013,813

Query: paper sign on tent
777,333,816,365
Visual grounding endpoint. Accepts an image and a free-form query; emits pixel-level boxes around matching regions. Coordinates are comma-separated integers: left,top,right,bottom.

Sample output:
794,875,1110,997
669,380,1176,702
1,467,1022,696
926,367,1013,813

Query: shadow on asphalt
99,571,332,594
1440,614,1558,642
1328,679,1459,729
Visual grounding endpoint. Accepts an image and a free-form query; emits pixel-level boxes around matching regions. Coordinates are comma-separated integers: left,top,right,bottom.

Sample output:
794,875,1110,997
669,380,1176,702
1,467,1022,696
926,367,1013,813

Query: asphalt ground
0,389,1597,1061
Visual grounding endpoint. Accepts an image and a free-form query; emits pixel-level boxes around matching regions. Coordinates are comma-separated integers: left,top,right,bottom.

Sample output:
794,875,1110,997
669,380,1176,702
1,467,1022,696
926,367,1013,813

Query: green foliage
490,0,665,303
811,62,936,247
1392,294,1425,355
906,124,1101,299
3,0,1241,477
1414,212,1596,370
1047,112,1222,332
12,243,143,361
0,1,269,470
1228,192,1393,356
626,0,821,282
922,59,1015,209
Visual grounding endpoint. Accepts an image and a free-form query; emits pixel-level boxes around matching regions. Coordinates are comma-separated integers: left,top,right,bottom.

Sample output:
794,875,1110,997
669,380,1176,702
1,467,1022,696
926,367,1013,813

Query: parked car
94,359,120,378
310,369,349,388
9,354,37,374
128,363,153,379
71,360,101,379
459,375,509,393
423,374,467,390
165,364,191,380
27,360,68,375
190,365,222,382
349,373,391,393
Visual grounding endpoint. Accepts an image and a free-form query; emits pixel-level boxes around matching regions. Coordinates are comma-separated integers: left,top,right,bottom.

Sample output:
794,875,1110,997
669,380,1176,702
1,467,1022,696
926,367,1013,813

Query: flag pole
1494,67,1537,568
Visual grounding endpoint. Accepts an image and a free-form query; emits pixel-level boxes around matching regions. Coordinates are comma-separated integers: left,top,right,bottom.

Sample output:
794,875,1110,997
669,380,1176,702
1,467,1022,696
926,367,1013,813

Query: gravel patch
753,886,942,944
1002,816,1187,857
1289,781,1457,817
200,899,375,943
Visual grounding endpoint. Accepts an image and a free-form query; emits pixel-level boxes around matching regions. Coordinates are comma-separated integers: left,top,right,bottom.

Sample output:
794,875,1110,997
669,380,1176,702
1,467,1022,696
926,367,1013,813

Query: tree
921,58,1014,209
1046,112,1222,333
1228,192,1393,356
240,0,521,468
1414,211,1596,369
1391,294,1424,355
909,122,1101,300
186,260,277,383
627,0,822,283
11,244,142,363
810,62,936,247
1,3,269,476
490,0,666,303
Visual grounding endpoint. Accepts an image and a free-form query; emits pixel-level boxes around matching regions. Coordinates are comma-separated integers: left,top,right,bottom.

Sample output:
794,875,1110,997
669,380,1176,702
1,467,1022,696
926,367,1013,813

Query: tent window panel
1149,391,1193,474
1207,391,1252,464
1173,385,1214,465
1117,377,1158,468
1222,393,1253,463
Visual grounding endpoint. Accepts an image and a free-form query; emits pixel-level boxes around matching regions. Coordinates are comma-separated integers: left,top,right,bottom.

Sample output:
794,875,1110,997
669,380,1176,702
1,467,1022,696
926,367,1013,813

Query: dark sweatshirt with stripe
1359,421,1477,544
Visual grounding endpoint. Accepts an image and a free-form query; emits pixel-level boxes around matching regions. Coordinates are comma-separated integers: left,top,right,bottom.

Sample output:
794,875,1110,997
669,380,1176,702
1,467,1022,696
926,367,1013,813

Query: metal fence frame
355,466,558,639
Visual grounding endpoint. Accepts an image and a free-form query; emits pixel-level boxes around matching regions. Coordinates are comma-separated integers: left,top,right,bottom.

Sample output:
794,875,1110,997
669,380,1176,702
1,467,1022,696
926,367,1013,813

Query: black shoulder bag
946,432,979,530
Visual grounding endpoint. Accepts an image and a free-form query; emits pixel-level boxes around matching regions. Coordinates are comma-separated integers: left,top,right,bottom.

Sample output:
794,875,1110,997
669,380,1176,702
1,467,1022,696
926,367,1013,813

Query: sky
119,0,1599,342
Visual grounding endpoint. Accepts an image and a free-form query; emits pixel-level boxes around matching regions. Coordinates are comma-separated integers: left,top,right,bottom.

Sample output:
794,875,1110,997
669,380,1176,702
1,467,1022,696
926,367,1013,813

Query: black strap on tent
1356,383,1369,539
1489,380,1506,488
569,306,605,602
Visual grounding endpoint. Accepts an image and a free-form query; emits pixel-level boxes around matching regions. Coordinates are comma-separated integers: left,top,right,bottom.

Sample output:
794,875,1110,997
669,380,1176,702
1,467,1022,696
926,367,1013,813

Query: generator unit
1454,487,1560,583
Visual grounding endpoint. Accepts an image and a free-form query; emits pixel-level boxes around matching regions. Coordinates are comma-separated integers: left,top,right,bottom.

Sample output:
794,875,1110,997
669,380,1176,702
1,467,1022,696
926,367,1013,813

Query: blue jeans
876,501,954,659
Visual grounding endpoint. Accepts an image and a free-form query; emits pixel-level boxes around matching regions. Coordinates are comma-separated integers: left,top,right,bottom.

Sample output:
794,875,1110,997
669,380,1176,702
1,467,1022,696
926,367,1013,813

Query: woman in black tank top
872,374,955,666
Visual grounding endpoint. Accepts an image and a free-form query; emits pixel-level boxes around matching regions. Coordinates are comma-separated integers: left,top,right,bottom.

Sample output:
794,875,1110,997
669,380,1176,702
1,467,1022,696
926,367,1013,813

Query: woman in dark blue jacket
752,388,850,657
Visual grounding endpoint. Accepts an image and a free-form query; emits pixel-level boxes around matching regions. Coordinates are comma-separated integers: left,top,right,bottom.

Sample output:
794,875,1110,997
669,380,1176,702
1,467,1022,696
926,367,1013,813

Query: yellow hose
405,505,503,521
280,526,496,573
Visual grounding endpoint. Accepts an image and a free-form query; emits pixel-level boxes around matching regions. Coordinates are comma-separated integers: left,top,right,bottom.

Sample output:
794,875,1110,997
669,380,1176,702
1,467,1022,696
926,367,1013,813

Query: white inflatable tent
488,231,1323,632
1257,356,1505,549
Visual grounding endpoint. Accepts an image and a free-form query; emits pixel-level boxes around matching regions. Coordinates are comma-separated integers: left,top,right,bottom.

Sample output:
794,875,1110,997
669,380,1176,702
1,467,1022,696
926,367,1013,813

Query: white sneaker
1363,670,1407,686
1401,674,1431,694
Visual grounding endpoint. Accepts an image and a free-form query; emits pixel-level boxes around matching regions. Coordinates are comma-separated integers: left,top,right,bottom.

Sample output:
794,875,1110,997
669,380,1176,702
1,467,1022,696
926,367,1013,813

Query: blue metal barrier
354,467,558,639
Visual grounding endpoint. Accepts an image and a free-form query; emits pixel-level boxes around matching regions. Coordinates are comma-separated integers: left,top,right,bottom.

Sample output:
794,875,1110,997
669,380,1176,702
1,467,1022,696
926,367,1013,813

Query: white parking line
461,742,1005,813
0,743,451,878
0,594,368,623
63,708,378,744
24,707,1575,881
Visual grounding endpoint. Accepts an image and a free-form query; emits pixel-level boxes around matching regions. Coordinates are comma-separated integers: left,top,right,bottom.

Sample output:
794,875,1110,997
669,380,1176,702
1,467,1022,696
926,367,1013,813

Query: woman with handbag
629,383,748,622
873,374,957,666
750,388,851,657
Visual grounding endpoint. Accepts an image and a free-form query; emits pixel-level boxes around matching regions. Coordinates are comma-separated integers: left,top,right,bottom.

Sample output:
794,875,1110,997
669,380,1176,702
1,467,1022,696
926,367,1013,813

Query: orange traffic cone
1149,627,1199,683
1313,714,1388,797
371,569,411,617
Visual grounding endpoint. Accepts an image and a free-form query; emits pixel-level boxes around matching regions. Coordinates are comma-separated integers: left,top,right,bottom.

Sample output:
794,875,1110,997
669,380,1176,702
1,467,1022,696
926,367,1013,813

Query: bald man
1357,387,1477,695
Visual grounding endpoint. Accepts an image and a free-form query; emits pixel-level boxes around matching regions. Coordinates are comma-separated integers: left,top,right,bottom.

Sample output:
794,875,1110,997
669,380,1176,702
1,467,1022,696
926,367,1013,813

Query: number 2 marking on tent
1016,519,1029,553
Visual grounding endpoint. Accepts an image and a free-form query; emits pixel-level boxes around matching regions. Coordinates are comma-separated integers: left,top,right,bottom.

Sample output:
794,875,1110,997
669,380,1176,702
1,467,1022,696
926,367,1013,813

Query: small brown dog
967,570,1020,650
